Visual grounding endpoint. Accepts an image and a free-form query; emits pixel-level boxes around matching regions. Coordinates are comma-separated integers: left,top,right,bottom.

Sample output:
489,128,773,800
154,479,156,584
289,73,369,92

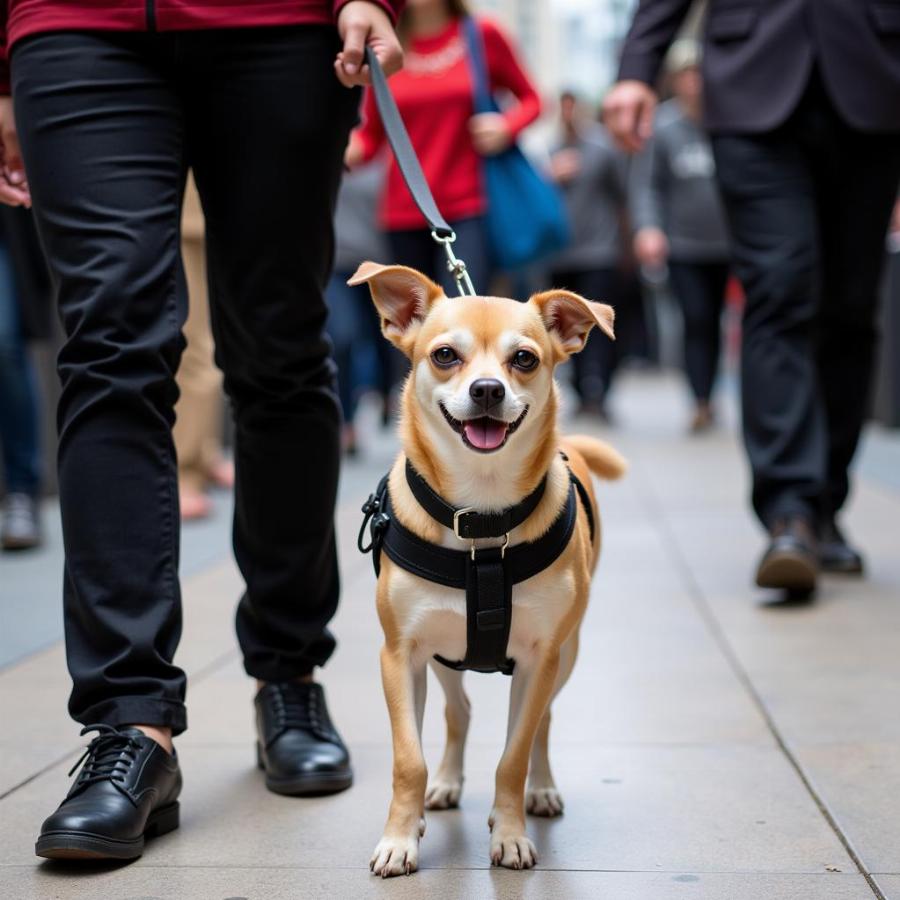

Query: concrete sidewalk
1,371,898,900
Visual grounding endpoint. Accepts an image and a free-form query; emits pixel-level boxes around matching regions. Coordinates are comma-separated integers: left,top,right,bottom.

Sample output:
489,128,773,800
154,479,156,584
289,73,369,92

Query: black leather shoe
255,682,353,797
819,519,864,574
756,516,819,593
36,725,181,860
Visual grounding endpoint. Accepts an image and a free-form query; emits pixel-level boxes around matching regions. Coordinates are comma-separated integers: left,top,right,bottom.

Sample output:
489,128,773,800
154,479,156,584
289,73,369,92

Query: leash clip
431,229,476,297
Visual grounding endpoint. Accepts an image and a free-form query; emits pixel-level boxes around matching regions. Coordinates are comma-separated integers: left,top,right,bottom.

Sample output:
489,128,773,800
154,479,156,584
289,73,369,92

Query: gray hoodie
550,124,626,271
630,100,730,263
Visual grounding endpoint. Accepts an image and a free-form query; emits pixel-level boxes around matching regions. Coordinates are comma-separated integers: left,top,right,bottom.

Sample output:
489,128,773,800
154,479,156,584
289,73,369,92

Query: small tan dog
350,262,626,877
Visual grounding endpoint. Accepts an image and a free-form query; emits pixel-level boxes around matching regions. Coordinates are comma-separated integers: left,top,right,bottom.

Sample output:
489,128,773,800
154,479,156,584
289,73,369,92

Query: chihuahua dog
350,262,626,877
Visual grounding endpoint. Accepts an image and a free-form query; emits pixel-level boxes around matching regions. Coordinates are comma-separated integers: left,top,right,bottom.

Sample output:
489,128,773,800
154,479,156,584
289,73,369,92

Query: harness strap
358,466,594,676
405,460,547,540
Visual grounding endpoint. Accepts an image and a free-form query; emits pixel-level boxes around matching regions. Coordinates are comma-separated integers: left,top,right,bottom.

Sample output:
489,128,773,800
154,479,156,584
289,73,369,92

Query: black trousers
712,75,900,528
550,267,637,406
667,261,730,404
12,28,359,735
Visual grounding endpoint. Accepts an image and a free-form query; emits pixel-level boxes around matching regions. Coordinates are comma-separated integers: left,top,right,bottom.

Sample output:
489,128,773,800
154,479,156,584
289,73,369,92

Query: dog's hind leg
526,630,579,817
370,644,429,878
424,662,470,810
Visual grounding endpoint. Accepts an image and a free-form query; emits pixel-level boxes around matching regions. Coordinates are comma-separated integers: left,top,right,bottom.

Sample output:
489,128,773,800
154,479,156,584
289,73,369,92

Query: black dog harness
359,457,594,676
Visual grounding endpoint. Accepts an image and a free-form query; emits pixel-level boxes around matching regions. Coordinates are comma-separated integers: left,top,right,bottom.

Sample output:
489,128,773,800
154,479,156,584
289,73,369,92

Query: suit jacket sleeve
617,0,695,86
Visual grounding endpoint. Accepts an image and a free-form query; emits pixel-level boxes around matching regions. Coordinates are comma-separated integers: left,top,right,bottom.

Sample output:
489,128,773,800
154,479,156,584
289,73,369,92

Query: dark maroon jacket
0,0,403,92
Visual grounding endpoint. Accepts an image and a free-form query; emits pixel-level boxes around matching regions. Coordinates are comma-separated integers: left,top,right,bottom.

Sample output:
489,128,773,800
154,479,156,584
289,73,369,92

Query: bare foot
180,486,212,521
207,458,235,490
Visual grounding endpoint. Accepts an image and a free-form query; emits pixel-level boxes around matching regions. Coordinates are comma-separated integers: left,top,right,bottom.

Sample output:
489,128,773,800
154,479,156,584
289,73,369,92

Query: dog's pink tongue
464,418,508,450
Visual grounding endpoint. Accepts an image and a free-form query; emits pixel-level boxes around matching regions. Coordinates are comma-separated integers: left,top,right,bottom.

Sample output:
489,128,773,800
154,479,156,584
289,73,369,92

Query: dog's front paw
489,825,537,870
370,832,420,878
425,777,463,810
526,786,564,817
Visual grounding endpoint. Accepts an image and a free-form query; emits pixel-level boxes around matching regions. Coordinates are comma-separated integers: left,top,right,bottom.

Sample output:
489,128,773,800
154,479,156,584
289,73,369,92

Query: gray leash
364,46,476,297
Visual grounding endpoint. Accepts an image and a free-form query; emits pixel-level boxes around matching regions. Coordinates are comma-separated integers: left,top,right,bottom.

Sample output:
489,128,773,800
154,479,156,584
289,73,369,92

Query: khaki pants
173,176,223,492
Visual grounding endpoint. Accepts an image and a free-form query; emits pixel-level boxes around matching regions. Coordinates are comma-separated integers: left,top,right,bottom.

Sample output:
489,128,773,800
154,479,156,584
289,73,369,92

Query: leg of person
13,30,186,859
712,128,822,592
813,122,900,572
325,272,364,453
668,261,729,431
173,234,222,520
185,25,359,796
577,268,620,421
0,243,43,549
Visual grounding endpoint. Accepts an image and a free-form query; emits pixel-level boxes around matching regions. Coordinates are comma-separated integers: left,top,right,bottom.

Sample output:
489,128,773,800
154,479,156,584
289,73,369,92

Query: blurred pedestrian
0,208,49,550
605,0,900,593
629,41,731,433
346,0,541,293
0,0,402,862
548,91,627,421
325,160,395,455
174,174,234,521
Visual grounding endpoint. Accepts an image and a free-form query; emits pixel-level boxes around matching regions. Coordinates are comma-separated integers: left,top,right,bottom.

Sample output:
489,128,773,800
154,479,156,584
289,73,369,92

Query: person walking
0,207,48,549
605,0,900,594
629,40,731,433
345,0,541,293
548,90,628,422
324,159,394,455
0,0,402,861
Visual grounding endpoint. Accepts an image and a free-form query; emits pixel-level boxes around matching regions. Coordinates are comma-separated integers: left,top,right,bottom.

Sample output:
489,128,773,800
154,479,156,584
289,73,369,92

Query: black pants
712,76,900,528
550,267,632,406
667,261,730,403
12,28,359,735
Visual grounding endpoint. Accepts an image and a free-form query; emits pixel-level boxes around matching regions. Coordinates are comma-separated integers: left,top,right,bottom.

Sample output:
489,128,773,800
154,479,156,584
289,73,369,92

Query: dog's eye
512,349,538,371
431,346,460,368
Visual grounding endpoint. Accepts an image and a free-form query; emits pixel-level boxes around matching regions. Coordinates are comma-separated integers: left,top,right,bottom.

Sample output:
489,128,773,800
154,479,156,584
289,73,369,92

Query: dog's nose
469,378,505,411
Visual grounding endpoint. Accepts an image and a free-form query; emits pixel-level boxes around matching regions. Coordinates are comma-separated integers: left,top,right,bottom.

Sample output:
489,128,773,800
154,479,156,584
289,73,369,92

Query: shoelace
68,724,143,788
269,684,326,737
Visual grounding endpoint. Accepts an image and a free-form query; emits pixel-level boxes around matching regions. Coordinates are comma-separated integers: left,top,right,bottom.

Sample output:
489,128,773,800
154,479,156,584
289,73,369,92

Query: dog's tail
564,435,627,481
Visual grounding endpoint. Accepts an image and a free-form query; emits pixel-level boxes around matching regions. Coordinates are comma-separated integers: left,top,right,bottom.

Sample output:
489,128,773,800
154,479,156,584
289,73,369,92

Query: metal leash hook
431,229,476,297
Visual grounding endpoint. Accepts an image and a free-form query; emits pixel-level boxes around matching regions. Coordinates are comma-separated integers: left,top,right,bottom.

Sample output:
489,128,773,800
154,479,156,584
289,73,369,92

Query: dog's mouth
439,404,529,453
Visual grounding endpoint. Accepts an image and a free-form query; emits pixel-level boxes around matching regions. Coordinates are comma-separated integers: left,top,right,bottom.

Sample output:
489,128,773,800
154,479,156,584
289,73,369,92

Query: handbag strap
364,46,477,295
462,17,493,115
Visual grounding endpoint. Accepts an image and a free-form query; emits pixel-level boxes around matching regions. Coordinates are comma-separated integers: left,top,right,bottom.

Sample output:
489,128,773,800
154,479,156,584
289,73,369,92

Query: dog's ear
348,262,443,352
529,289,615,355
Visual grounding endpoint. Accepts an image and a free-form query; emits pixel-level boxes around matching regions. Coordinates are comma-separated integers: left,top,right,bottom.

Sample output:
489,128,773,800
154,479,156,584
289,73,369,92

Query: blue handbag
462,17,569,271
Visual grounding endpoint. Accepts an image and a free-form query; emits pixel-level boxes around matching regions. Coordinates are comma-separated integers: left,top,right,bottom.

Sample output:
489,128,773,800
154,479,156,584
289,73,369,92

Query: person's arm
0,7,30,208
334,0,404,89
469,18,542,157
629,131,669,269
602,0,693,153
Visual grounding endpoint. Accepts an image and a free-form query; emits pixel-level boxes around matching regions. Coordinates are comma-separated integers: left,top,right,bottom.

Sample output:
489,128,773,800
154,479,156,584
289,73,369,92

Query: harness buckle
470,532,510,561
453,507,478,541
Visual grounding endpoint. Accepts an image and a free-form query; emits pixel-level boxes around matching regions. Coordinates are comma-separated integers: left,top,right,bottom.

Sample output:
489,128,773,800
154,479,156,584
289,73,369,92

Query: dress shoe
819,519,864,574
36,725,181,860
756,516,819,593
1,492,42,551
255,682,353,796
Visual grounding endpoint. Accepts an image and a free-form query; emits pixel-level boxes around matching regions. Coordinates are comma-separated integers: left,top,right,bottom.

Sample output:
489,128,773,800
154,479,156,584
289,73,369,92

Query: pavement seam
629,454,887,900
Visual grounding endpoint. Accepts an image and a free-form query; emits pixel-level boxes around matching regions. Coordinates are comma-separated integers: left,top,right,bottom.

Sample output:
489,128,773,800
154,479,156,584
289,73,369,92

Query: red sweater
355,16,541,231
0,0,403,93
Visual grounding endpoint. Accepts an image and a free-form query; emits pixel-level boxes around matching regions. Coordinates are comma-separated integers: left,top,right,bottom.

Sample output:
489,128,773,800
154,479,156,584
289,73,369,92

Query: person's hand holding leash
602,80,657,153
0,97,31,208
335,1,403,88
